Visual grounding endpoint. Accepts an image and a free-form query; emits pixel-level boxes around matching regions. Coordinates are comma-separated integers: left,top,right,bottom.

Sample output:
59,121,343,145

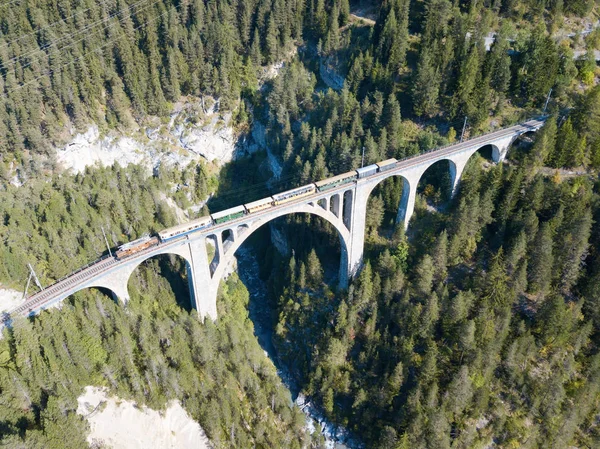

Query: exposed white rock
0,286,23,313
172,111,237,165
56,98,246,175
320,57,345,91
259,47,298,85
57,126,151,174
77,386,211,449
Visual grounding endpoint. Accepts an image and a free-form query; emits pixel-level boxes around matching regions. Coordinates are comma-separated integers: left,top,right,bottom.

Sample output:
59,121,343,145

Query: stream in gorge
235,247,361,449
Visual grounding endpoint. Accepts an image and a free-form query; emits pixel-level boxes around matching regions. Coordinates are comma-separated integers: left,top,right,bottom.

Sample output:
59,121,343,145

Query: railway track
2,119,544,323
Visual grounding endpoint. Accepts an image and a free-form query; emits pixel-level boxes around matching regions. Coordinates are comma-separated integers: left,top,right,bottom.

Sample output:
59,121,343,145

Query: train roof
158,215,212,237
356,164,379,176
315,171,357,187
376,158,397,167
272,183,316,199
118,234,153,251
245,197,274,209
211,205,246,220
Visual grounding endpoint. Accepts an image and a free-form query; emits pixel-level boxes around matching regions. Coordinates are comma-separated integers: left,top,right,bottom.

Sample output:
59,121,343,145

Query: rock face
172,109,239,165
57,126,152,174
56,98,249,174
0,286,22,313
77,386,212,449
319,57,345,91
269,224,290,257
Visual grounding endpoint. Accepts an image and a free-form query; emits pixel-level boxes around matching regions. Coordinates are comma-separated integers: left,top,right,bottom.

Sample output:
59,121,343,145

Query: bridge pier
109,283,130,305
491,135,516,163
449,156,470,198
186,238,218,321
347,184,367,277
396,178,417,229
9,120,545,324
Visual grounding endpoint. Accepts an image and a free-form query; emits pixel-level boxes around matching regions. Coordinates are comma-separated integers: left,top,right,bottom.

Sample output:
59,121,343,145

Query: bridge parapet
3,118,546,324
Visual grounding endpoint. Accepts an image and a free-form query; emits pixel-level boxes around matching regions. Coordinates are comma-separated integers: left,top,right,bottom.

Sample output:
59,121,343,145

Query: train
114,158,401,260
115,235,160,259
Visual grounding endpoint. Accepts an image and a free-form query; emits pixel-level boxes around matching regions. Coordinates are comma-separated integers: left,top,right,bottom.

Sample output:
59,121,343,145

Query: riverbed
235,247,361,449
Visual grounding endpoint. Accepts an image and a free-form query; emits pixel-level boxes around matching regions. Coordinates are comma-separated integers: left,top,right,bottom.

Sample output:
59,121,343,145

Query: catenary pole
101,226,113,257
543,88,552,114
460,117,468,143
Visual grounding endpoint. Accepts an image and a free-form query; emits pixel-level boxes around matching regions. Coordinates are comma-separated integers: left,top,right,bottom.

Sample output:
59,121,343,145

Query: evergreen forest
1,0,600,448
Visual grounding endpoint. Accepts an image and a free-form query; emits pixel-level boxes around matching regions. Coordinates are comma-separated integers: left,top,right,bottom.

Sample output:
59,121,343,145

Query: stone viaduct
4,119,544,323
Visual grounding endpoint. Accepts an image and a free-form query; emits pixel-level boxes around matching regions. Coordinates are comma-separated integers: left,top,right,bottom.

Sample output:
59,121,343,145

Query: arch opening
508,130,538,162
417,159,454,209
342,190,353,230
222,229,233,243
69,286,119,307
365,175,408,238
206,235,219,276
127,253,193,313
222,229,235,253
217,211,347,368
475,144,499,162
330,193,341,218
92,286,119,304
215,210,349,295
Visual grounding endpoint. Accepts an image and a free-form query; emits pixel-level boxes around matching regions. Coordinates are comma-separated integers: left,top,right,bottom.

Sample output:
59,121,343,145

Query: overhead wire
0,0,25,10
0,0,108,50
0,0,312,204
207,169,334,204
1,5,174,97
209,174,297,200
0,0,161,72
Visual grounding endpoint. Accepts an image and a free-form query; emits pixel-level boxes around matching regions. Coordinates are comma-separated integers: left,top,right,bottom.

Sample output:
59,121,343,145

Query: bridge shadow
218,213,344,397
504,130,537,163
128,254,192,313
417,159,453,208
206,150,272,213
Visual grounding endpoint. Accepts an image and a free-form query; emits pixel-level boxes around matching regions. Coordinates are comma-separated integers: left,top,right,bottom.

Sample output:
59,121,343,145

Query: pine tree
306,249,324,286
412,48,440,117
266,16,279,64
432,230,448,284
250,28,263,67
550,118,578,168
415,255,435,297
530,114,558,170
528,222,554,296
339,0,350,25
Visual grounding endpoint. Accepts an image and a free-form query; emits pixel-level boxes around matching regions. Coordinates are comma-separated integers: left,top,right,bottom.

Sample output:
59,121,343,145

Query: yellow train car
376,158,398,172
245,197,275,214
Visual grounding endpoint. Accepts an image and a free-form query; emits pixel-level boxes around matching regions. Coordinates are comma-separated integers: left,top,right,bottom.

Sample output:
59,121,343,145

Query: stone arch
75,242,199,311
36,284,123,314
127,252,194,310
208,203,352,299
362,173,414,227
473,143,502,162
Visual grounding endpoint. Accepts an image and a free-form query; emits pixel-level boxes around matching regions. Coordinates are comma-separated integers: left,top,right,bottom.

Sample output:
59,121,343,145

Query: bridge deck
3,118,544,322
